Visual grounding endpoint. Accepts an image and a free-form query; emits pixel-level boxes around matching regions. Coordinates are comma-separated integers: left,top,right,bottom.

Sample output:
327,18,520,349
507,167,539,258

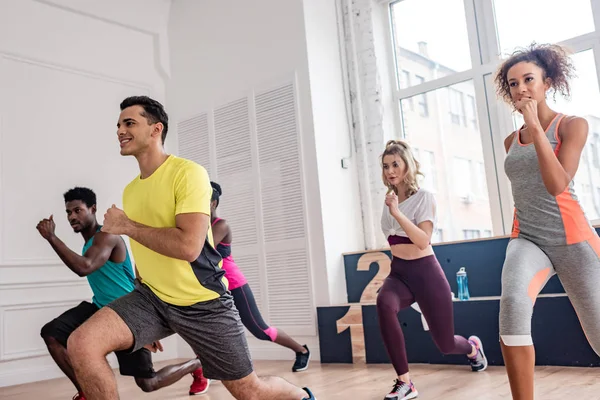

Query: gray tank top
504,113,596,246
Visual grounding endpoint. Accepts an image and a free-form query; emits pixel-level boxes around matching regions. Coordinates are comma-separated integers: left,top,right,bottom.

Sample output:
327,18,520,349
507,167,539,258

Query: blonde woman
377,140,488,400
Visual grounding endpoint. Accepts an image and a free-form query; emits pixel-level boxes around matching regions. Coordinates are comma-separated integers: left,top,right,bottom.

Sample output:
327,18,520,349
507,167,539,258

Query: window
482,230,492,238
448,88,465,125
467,95,477,129
415,75,428,117
474,162,488,198
390,0,472,88
453,157,472,198
592,138,600,169
452,158,486,199
493,0,595,57
432,229,444,243
463,230,481,240
385,0,600,243
581,184,596,216
399,70,414,110
416,149,437,191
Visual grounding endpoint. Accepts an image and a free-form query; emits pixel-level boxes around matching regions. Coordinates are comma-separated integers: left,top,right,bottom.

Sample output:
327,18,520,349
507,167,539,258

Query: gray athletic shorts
107,280,254,381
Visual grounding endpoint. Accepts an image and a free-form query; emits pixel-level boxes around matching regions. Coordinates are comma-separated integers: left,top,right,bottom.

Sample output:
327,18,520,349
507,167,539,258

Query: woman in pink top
189,182,310,394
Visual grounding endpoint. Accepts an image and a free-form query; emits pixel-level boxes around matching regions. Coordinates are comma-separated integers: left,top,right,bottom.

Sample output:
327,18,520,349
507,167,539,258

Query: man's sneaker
72,393,86,400
292,345,311,372
189,367,211,395
467,335,488,372
302,387,317,399
384,379,418,399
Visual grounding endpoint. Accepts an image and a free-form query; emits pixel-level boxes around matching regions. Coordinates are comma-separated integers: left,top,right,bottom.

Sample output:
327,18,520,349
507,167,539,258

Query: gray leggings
499,237,600,354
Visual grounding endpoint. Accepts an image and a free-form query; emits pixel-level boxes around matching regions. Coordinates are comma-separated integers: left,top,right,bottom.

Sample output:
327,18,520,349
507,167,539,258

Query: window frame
382,0,600,235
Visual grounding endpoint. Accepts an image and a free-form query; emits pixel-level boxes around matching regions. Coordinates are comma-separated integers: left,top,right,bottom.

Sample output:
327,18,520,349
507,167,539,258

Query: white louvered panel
256,84,305,242
177,113,211,176
232,253,264,315
214,98,257,247
217,179,257,248
255,82,313,331
265,249,313,326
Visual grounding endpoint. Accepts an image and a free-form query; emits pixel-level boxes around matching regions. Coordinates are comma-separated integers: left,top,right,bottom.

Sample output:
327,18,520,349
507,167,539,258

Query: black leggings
231,284,278,342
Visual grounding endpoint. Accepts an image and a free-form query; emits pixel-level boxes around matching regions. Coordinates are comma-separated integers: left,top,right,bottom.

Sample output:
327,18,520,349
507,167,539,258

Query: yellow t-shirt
123,155,228,306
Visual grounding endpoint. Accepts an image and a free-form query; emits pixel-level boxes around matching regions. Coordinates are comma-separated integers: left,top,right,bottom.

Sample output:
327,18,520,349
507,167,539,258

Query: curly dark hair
63,187,96,208
494,43,576,104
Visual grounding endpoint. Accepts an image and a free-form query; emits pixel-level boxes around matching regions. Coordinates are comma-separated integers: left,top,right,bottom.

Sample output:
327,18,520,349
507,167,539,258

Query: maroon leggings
376,255,472,375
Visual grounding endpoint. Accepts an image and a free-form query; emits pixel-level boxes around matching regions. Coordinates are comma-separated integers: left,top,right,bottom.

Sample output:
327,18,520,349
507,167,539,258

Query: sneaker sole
386,392,418,400
189,379,211,395
469,336,488,372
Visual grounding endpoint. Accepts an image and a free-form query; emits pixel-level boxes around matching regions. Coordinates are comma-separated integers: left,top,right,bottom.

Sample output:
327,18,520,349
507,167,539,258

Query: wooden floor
2,359,600,399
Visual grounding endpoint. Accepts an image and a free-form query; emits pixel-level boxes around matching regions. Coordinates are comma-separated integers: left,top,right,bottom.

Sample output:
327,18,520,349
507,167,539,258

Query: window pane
494,0,595,57
400,80,494,243
391,0,472,89
511,50,600,221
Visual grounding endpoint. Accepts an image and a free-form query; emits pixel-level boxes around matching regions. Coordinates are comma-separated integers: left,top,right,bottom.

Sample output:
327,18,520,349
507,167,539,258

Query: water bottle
456,267,470,301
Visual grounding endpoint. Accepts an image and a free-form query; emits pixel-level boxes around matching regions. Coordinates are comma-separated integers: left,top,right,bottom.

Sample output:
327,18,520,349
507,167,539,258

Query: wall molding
0,279,87,290
0,261,65,268
0,300,80,361
0,52,152,90
31,0,170,82
0,259,64,268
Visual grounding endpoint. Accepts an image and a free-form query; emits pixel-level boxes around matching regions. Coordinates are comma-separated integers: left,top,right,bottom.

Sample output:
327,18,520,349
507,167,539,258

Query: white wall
302,0,365,304
341,0,403,249
0,0,173,387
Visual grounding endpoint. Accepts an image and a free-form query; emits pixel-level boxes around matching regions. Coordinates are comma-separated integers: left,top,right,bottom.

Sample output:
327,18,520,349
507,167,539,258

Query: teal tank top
83,227,135,308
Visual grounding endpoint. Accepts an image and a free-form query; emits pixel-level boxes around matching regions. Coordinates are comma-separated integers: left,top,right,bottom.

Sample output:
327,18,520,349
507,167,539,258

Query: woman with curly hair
495,43,600,400
377,140,487,400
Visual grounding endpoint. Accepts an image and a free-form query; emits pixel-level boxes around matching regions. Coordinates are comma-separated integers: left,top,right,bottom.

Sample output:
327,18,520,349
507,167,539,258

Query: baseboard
177,335,320,362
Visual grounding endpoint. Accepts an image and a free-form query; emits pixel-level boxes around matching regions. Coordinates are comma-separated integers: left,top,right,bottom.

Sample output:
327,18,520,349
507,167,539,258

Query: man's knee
66,327,92,360
69,307,134,358
135,377,157,393
223,373,261,400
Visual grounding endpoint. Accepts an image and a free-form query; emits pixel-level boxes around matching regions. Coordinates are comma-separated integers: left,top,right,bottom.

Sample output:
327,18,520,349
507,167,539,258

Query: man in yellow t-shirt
65,96,317,400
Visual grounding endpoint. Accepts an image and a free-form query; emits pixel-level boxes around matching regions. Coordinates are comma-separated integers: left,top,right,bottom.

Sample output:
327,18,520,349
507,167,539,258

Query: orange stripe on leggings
527,267,552,305
588,235,600,259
